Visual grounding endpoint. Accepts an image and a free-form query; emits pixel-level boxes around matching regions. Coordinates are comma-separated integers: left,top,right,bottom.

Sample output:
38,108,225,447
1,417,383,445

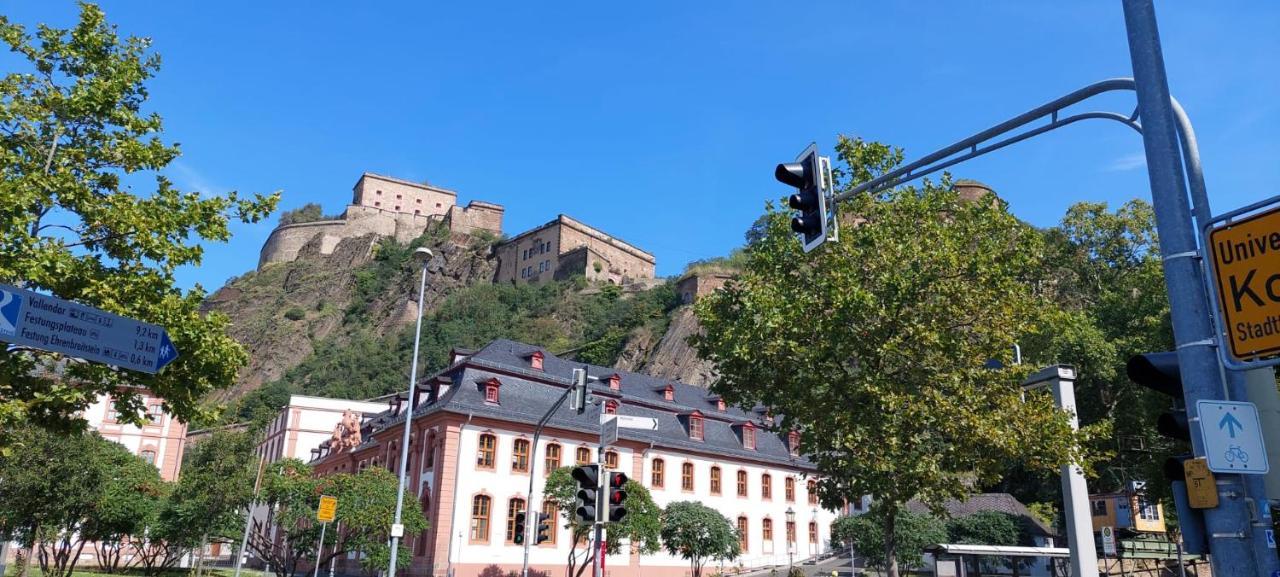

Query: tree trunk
17,524,37,577
883,506,899,577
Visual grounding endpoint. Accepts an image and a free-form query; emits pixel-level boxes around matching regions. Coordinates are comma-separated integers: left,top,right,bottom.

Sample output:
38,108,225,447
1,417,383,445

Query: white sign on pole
599,414,659,430
1197,400,1270,474
601,416,619,446
1100,526,1117,556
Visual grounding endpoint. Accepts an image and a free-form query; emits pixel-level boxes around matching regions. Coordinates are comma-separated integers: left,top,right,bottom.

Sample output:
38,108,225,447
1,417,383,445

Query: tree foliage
543,467,662,577
945,511,1023,546
832,508,945,571
693,137,1081,577
279,203,329,226
0,3,279,448
246,459,428,577
659,501,740,577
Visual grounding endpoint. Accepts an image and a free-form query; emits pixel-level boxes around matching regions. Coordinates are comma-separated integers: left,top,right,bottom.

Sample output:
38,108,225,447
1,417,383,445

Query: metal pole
521,381,580,577
313,523,327,577
234,456,267,577
329,522,340,577
1121,1,1256,575
389,248,433,577
593,437,605,577
1224,368,1280,574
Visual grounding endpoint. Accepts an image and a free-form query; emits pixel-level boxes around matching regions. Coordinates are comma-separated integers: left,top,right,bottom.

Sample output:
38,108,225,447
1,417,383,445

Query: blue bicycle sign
1225,445,1250,464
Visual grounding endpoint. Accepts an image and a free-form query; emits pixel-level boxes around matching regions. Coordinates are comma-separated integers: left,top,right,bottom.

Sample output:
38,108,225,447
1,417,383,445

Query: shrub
479,565,505,577
284,307,306,321
278,203,327,226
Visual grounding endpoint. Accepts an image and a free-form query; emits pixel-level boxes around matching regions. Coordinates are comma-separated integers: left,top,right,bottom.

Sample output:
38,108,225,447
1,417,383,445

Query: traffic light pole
1122,1,1261,575
592,438,606,577
520,377,579,577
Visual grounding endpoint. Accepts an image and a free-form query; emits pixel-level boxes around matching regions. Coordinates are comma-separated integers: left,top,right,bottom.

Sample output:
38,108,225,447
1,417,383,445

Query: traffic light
513,511,527,545
774,145,833,253
571,367,588,415
1128,351,1207,555
572,464,600,523
605,471,628,523
535,512,553,544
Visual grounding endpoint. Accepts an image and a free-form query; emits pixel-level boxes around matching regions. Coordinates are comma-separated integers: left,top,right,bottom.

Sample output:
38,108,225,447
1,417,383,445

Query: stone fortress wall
258,173,505,268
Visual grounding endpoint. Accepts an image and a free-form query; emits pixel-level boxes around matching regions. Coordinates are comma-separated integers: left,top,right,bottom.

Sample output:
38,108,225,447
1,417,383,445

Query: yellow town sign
1209,204,1280,363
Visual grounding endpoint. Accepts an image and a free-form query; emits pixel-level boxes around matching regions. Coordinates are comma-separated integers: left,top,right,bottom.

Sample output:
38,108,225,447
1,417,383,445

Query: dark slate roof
905,493,1056,538
352,338,809,469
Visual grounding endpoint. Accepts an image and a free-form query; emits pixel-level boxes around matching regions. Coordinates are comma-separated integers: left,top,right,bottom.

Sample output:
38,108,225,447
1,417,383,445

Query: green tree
245,459,428,577
658,501,740,577
945,511,1022,545
693,137,1081,577
0,3,279,448
82,446,166,573
161,430,257,574
279,203,326,226
543,467,662,577
0,426,153,577
833,507,945,571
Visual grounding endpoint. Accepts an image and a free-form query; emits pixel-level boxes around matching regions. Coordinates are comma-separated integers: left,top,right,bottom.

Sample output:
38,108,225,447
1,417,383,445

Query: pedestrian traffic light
1128,352,1207,555
535,512,553,544
513,511,527,545
572,464,600,523
774,144,832,253
605,471,628,523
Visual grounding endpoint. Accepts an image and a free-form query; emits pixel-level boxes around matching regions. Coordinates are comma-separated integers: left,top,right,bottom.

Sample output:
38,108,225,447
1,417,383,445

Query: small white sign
599,414,659,430
601,416,619,446
390,523,404,538
1198,401,1270,474
1100,526,1116,556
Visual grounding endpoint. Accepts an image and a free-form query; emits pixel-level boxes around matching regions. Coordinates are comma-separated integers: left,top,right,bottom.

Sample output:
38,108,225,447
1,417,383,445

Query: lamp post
388,247,434,577
786,507,795,572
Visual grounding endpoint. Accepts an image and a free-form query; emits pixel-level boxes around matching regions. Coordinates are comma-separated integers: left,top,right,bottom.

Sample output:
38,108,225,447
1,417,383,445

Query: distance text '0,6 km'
1208,204,1280,364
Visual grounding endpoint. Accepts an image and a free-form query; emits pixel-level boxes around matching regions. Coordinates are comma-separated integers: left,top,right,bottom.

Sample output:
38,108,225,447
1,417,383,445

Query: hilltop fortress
258,173,656,285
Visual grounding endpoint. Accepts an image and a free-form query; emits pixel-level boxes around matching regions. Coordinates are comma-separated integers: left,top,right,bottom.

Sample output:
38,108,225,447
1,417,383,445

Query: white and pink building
308,339,842,577
86,391,187,481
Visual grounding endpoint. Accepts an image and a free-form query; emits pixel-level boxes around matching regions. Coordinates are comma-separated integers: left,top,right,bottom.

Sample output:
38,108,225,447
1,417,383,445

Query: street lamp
388,247,433,577
786,507,795,572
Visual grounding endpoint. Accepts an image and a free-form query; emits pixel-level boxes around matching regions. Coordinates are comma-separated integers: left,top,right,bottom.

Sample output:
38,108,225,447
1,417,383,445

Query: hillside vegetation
206,222,682,425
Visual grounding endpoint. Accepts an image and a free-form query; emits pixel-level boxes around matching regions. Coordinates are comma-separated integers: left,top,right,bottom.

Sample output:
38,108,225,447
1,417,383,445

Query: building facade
309,339,837,577
85,392,187,481
492,215,656,285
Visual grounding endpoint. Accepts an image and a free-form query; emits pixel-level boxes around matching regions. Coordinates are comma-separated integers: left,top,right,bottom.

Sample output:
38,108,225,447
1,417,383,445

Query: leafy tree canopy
944,511,1024,546
659,501,740,577
0,3,279,448
833,507,945,571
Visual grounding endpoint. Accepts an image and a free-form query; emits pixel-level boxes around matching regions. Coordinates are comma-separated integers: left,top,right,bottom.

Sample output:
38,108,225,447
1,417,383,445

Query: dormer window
717,399,726,411
788,430,801,456
526,351,544,371
480,377,502,404
604,400,618,415
657,384,674,401
607,374,621,391
688,412,704,441
742,422,756,450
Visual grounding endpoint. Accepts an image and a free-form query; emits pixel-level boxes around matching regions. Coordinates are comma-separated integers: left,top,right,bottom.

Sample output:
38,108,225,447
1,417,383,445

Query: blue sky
4,2,1278,292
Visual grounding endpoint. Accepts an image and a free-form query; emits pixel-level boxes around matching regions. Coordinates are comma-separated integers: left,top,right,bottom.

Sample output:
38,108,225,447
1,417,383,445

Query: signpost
1184,458,1219,509
599,414,659,431
0,283,179,373
1204,197,1280,369
1101,526,1117,557
313,496,337,577
1198,401,1270,474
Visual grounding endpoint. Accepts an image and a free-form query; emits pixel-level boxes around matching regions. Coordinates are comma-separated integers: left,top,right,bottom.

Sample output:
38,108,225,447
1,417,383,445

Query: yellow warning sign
1209,205,1280,363
317,495,337,523
1184,458,1218,509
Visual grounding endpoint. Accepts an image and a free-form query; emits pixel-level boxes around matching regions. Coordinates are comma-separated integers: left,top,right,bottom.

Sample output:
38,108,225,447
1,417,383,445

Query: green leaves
0,3,280,448
659,501,740,577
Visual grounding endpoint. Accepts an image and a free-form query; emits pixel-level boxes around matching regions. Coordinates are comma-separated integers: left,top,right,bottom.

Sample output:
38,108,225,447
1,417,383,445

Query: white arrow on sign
599,414,659,430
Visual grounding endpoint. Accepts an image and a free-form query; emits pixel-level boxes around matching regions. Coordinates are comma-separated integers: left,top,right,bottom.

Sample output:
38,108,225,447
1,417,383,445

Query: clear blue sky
5,2,1278,291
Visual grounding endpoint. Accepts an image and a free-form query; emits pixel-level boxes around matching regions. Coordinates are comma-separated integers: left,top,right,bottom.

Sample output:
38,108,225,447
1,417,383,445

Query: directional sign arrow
1220,412,1244,438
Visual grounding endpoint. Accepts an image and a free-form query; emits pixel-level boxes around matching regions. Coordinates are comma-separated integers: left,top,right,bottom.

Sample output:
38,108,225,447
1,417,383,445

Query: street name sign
599,414,659,430
317,495,337,523
1198,400,1269,474
0,283,179,374
601,415,619,446
1206,201,1280,366
1183,457,1218,509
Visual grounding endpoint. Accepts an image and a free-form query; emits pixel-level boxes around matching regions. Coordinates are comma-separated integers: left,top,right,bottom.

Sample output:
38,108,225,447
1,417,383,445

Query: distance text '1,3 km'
1208,203,1280,364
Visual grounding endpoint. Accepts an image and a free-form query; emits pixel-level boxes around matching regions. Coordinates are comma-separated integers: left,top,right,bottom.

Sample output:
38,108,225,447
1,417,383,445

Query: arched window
424,433,437,470
605,450,619,469
737,470,748,497
710,466,722,495
785,477,796,502
786,521,796,545
545,443,562,472
651,459,665,488
737,516,749,552
761,474,772,500
470,495,491,542
808,521,818,545
808,480,819,505
140,449,157,465
476,433,496,469
576,446,591,465
506,498,526,543
742,422,756,450
512,439,530,473
681,462,694,491
688,414,704,441
762,518,773,541
604,400,618,415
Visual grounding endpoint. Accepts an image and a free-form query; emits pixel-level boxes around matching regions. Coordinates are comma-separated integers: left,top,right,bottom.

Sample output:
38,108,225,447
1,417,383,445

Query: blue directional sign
1197,400,1269,474
0,283,179,374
